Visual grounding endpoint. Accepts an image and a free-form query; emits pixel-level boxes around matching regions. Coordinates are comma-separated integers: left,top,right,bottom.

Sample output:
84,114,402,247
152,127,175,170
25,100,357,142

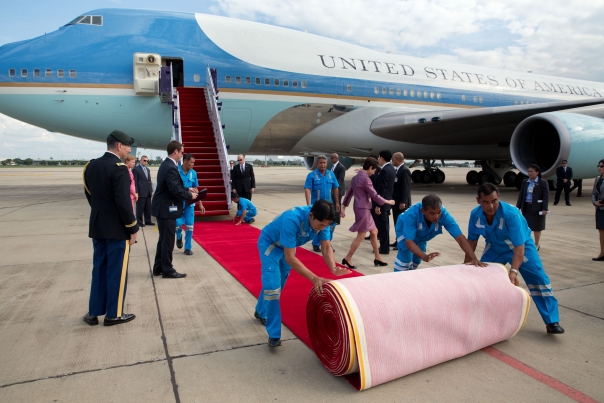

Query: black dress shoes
341,258,357,269
546,322,565,334
553,203,558,206
566,203,572,206
389,242,397,247
83,313,98,326
184,249,193,255
379,250,390,255
592,256,604,261
153,270,162,276
268,338,282,347
162,271,187,278
313,245,321,252
146,222,156,226
176,238,183,249
104,313,136,326
254,310,267,326
374,259,388,267
139,223,145,227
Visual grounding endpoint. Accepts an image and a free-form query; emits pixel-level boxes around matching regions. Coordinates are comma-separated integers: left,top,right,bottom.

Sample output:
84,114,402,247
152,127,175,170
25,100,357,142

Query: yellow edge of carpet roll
330,281,371,391
489,262,532,337
332,284,358,375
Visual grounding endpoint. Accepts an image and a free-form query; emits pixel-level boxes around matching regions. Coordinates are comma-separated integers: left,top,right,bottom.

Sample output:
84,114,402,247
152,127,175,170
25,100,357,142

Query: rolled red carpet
306,264,530,391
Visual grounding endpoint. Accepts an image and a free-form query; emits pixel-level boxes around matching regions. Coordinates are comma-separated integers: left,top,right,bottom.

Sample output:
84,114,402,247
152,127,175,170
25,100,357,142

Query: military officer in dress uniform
304,155,340,252
82,130,139,327
254,200,350,347
176,154,205,255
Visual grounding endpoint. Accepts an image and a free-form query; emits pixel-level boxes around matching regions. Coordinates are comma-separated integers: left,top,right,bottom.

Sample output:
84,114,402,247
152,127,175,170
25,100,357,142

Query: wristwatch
510,268,519,275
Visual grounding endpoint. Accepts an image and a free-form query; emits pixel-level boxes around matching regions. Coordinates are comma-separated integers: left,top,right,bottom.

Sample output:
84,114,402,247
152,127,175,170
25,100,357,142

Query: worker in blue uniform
231,193,257,224
466,183,565,335
394,194,485,272
304,155,340,252
254,200,350,347
176,154,205,255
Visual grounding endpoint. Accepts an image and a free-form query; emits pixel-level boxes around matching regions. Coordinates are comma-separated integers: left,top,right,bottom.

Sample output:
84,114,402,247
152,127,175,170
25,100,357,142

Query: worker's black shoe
104,313,136,326
546,322,565,334
268,338,282,347
83,313,98,326
254,310,266,326
176,238,183,249
184,249,193,256
312,245,321,252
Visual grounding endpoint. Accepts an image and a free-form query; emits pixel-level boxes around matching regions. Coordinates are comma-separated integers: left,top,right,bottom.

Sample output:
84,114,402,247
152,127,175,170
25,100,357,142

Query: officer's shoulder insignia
116,162,126,167
83,160,92,195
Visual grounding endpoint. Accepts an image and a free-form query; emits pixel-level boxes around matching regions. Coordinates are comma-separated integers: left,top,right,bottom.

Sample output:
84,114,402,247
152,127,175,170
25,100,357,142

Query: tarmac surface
0,166,602,402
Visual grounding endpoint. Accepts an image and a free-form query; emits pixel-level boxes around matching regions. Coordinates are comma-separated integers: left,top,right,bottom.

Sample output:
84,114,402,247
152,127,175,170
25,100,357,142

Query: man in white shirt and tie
133,155,155,226
232,154,256,201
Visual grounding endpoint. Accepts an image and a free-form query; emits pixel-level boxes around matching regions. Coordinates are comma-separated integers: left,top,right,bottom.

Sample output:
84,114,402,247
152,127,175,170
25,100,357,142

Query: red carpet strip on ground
192,221,362,346
193,221,597,399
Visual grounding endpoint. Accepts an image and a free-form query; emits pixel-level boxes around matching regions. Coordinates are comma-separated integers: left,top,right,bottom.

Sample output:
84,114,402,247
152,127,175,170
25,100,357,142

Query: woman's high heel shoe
341,258,357,269
374,259,388,267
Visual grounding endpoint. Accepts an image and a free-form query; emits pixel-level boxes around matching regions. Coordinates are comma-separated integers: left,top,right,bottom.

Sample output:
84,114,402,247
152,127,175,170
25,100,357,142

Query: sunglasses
141,160,148,162
237,159,242,161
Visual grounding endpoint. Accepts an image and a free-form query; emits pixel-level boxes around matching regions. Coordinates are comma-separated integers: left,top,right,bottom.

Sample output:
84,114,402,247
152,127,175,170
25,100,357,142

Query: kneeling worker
231,193,257,224
466,183,565,334
255,200,351,347
394,194,485,272
176,154,205,256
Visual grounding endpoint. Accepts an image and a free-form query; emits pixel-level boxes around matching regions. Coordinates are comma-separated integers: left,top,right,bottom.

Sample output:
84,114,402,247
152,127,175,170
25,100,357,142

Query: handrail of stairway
205,66,231,210
170,64,182,143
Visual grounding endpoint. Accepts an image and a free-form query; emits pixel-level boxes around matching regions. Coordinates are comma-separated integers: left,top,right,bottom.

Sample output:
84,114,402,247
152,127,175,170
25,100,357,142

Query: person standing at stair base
232,154,256,201
176,154,205,256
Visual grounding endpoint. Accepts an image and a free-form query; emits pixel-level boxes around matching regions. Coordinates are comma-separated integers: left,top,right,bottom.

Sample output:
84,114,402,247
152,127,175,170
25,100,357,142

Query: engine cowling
510,111,604,179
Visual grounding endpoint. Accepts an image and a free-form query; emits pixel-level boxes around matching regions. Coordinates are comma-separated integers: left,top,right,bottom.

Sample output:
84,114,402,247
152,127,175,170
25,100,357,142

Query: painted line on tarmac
482,347,599,403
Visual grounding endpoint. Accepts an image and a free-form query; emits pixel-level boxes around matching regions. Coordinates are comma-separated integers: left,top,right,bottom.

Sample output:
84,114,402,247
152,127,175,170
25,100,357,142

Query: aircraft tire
420,170,433,183
466,170,478,185
489,173,503,185
514,172,526,190
434,170,446,184
411,170,422,183
503,171,516,187
548,180,557,191
477,171,490,185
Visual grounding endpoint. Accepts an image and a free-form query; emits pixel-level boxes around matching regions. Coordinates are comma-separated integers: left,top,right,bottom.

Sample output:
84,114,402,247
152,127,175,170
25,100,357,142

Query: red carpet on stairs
192,221,362,346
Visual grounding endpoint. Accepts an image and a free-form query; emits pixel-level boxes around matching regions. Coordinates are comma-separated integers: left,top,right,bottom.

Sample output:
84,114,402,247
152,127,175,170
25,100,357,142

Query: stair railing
205,66,231,210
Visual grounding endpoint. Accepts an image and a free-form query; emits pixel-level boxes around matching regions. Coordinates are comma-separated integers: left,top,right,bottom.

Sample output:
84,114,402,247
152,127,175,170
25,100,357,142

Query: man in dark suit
82,130,139,327
330,153,346,206
554,160,573,206
390,152,412,249
151,141,198,278
231,154,256,200
133,155,154,226
372,150,396,254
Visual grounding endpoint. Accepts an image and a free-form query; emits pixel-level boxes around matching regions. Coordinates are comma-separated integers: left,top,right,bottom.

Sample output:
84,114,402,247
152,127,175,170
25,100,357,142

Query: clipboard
185,187,207,206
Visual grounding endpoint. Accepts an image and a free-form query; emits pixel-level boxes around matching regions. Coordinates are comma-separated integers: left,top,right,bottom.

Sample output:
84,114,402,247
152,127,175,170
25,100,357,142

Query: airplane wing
370,98,604,145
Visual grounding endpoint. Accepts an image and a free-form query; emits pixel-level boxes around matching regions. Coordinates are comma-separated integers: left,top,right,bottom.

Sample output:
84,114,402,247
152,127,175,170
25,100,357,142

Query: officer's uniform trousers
90,239,130,318
254,252,292,339
481,242,559,324
176,205,195,251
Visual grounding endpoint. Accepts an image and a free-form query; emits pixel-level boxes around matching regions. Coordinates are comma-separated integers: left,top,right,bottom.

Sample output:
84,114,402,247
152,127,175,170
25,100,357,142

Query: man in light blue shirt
231,193,257,224
394,194,484,272
176,154,205,255
304,155,340,252
255,200,350,348
466,183,564,335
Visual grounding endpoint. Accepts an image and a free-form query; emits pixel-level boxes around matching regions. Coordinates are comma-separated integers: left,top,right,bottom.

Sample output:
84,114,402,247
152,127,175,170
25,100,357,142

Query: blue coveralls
304,169,339,247
236,197,257,223
176,166,198,251
467,201,560,325
255,206,331,339
394,203,463,272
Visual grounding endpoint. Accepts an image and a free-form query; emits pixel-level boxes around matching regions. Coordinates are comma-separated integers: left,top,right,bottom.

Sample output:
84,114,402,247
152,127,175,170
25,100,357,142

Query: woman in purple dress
340,157,395,268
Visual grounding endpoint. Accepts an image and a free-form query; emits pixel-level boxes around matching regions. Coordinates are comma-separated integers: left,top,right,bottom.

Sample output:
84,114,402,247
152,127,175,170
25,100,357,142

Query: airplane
1,8,604,190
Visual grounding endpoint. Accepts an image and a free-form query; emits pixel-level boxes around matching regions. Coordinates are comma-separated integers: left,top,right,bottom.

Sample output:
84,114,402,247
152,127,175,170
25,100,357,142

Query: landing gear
477,171,490,185
411,160,446,184
466,161,517,187
503,171,517,187
466,170,478,185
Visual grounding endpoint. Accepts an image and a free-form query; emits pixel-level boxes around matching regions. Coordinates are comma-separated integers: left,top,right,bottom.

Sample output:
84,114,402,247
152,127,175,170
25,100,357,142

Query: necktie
144,167,148,179
241,165,244,173
331,165,335,172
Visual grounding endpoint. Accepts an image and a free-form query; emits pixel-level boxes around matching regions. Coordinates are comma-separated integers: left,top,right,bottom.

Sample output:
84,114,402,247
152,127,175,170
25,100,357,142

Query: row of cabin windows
374,87,443,100
460,95,483,103
225,76,307,88
8,68,77,78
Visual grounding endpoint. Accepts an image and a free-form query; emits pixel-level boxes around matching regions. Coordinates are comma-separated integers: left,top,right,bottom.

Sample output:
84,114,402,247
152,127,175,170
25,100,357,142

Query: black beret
108,130,135,146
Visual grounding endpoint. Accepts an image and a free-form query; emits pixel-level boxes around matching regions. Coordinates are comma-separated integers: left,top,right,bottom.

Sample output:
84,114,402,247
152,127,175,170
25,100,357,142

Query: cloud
211,0,604,81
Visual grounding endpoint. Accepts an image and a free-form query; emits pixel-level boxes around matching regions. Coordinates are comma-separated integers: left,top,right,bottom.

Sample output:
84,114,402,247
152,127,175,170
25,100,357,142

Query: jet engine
510,108,604,179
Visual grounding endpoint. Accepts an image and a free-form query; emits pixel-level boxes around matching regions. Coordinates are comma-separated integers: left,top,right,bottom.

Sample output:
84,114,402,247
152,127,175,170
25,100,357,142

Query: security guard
466,183,565,334
176,154,205,255
304,155,340,252
394,194,484,272
82,130,139,327
231,193,257,224
254,200,350,347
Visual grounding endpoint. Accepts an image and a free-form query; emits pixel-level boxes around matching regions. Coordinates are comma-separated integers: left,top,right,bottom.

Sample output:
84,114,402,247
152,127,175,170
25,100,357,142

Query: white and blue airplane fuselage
1,8,604,181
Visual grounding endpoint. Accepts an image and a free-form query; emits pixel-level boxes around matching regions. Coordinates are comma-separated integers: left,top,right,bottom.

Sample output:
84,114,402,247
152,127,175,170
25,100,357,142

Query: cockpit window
66,15,103,26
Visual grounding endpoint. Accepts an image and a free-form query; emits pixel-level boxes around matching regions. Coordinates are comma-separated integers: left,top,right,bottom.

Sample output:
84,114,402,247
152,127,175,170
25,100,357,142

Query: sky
1,0,603,160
